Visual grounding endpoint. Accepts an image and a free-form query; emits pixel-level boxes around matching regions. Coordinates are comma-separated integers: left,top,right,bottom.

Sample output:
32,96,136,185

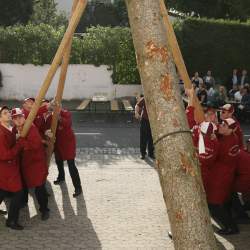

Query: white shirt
234,91,242,102
232,75,238,85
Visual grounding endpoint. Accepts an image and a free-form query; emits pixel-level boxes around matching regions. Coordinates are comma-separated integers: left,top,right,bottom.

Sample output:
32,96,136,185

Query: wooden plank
111,100,119,111
122,100,134,111
76,99,90,110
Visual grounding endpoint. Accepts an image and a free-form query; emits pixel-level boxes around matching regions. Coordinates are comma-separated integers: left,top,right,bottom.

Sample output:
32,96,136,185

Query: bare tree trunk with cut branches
125,1,218,249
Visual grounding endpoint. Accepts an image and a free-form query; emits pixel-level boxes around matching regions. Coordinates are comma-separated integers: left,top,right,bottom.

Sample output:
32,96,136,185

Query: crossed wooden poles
20,0,204,165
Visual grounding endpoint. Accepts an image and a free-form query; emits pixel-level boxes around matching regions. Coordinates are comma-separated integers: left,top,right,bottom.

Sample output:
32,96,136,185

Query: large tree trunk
125,1,218,249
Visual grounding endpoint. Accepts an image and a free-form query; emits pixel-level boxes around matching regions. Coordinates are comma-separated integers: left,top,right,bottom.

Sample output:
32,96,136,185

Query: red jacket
14,125,48,188
46,109,76,161
208,134,240,204
234,150,250,194
23,106,48,139
0,125,23,192
186,106,197,129
233,118,244,149
192,127,219,195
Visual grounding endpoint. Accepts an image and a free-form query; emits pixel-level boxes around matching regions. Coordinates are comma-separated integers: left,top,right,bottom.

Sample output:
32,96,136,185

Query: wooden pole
46,0,79,164
159,0,205,123
21,0,88,138
125,1,218,249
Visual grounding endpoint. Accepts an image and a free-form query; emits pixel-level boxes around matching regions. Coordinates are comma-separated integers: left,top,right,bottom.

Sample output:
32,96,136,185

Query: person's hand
238,104,244,110
185,88,195,98
45,129,53,138
48,99,60,111
16,133,21,140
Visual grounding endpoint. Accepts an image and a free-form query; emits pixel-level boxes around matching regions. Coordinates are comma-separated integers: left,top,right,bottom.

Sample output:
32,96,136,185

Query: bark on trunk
125,1,218,249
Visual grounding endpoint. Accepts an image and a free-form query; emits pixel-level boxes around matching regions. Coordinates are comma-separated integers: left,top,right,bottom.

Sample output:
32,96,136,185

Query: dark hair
243,86,250,94
0,106,9,116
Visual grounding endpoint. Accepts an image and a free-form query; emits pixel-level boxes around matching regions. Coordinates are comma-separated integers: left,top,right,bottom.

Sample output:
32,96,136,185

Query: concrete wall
0,64,142,100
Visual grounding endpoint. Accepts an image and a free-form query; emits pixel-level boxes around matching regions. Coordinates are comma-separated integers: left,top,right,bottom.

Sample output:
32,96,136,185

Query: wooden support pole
159,0,205,123
46,0,79,164
21,0,88,138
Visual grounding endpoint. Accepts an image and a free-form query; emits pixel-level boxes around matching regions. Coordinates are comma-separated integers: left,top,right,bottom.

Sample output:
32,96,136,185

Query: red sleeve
235,126,244,149
0,133,22,161
23,126,42,151
199,137,219,166
186,106,197,129
192,126,199,147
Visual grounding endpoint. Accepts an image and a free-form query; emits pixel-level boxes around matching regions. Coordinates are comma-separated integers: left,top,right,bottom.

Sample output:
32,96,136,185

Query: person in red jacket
46,105,82,197
220,104,244,149
11,108,50,221
208,118,240,235
0,106,25,230
192,121,219,195
220,104,250,223
22,97,49,138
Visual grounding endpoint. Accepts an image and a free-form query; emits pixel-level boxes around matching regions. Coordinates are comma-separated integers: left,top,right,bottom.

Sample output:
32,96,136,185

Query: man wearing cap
208,118,240,235
135,95,155,160
11,108,50,220
0,106,26,230
45,105,82,198
220,104,244,148
192,121,219,194
22,98,50,138
221,104,250,197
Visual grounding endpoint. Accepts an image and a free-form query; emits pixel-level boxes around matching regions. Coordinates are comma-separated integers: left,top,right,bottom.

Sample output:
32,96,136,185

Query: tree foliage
0,0,33,26
166,0,250,21
77,0,129,32
30,0,67,28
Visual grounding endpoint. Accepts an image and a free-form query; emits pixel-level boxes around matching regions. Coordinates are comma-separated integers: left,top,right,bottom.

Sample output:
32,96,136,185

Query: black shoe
53,179,65,185
0,210,7,215
6,221,24,230
73,188,82,198
140,155,146,160
41,211,50,221
217,228,239,235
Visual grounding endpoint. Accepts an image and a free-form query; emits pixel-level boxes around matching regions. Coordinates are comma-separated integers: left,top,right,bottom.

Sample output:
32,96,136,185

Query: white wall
114,84,142,98
0,64,142,100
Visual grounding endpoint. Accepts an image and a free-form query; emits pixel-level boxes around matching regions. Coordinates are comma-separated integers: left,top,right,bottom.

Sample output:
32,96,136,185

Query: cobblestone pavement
0,151,250,250
0,114,250,249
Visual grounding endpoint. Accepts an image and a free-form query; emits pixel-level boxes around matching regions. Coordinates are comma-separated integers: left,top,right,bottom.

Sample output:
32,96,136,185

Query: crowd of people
186,88,250,235
135,85,250,236
180,69,250,122
0,98,82,230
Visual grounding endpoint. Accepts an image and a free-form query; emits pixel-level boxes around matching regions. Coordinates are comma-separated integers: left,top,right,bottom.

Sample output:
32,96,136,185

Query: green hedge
1,19,250,84
175,18,250,83
0,24,139,84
